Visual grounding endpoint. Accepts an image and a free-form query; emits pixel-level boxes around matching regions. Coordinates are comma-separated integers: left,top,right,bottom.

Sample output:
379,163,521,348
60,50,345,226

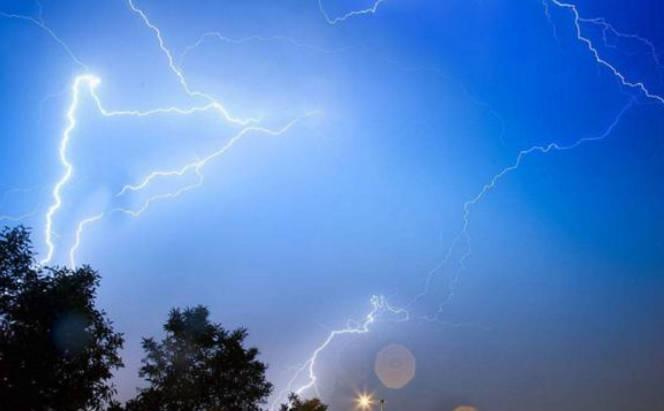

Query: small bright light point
356,393,374,409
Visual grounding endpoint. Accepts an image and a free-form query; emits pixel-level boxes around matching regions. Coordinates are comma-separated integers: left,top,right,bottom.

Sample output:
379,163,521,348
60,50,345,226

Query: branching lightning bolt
116,117,310,199
270,295,408,409
318,0,387,25
12,0,310,266
420,99,635,320
39,73,261,265
126,0,256,126
109,114,314,222
41,75,100,265
4,1,663,408
548,0,664,105
282,2,662,404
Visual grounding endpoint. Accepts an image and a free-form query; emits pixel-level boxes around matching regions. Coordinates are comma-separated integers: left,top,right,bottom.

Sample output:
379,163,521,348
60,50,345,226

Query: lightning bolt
41,75,100,265
270,295,408,409
116,117,310,199
41,73,283,265
69,213,104,268
281,2,660,401
0,11,87,69
126,0,256,126
548,0,664,105
23,0,311,265
411,0,662,319
5,1,662,407
64,115,315,265
318,0,387,25
428,98,635,319
579,16,663,77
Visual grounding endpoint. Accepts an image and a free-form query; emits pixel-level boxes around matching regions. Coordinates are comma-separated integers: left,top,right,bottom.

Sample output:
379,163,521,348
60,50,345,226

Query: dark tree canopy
280,393,328,411
0,226,124,411
126,305,272,411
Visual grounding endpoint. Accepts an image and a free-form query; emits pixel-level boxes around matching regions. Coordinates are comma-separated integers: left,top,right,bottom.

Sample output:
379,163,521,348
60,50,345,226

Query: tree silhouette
0,226,124,410
280,393,328,411
126,305,272,411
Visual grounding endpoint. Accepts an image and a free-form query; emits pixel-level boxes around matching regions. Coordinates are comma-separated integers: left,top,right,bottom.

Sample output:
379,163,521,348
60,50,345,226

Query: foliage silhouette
280,393,328,411
125,305,272,411
0,226,124,411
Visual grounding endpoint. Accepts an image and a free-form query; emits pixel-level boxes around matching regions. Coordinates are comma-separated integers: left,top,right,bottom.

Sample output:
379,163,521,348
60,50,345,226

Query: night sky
2,0,664,410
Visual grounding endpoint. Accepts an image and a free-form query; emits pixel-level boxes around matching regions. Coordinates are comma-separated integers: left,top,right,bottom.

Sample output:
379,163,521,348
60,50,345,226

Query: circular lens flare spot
374,343,416,389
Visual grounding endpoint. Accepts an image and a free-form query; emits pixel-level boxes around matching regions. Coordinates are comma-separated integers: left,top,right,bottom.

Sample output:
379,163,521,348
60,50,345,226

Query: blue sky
1,0,664,410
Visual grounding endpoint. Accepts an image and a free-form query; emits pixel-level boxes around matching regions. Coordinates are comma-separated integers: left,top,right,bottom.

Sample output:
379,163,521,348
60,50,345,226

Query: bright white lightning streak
27,0,275,264
117,116,309,198
66,114,311,263
113,169,205,218
15,1,658,405
126,0,254,126
579,17,663,73
548,0,664,105
318,0,387,25
271,295,408,409
69,213,104,267
41,74,100,266
40,73,264,265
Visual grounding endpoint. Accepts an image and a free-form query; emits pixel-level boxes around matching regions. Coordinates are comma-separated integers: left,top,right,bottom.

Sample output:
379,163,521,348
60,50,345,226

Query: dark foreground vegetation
0,226,326,411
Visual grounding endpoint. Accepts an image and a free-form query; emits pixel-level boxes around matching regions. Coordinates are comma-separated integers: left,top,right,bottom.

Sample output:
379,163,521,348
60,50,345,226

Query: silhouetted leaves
280,393,328,411
126,305,272,411
0,226,124,411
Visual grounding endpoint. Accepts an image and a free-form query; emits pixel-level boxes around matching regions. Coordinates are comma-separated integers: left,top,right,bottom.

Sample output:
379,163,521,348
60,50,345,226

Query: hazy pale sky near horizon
1,0,664,410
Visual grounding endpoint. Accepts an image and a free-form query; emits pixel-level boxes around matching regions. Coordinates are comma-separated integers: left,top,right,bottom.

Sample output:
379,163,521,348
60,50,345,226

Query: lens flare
356,393,374,409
